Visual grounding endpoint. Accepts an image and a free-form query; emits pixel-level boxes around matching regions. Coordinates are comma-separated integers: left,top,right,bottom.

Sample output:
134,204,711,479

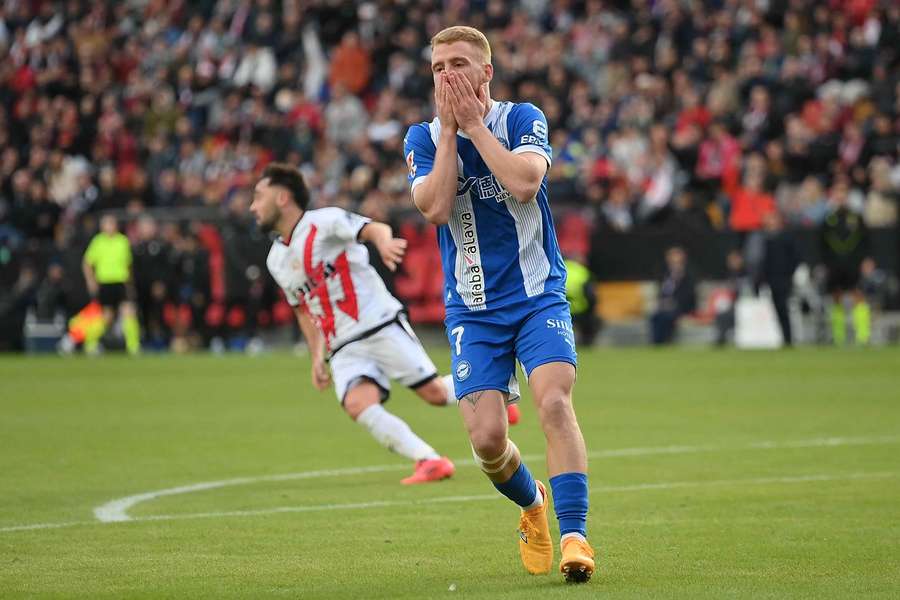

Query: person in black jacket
819,181,872,345
649,246,697,345
760,211,799,346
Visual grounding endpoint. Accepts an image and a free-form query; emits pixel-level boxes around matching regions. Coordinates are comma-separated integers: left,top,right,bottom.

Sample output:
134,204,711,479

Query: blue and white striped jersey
404,100,567,314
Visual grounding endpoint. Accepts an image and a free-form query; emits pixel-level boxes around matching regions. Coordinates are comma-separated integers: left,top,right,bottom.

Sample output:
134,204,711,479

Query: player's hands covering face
447,72,486,134
435,73,457,132
377,237,407,272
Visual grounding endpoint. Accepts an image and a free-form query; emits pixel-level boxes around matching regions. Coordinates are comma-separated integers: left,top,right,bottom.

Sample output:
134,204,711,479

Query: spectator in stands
784,175,830,227
329,31,371,96
0,1,897,350
32,261,68,322
863,158,898,228
599,182,634,232
695,120,741,205
0,262,37,351
649,246,697,345
324,82,367,148
725,158,777,235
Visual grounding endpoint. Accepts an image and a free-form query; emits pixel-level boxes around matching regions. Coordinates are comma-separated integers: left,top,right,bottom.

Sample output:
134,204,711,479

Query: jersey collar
278,212,305,246
455,100,500,140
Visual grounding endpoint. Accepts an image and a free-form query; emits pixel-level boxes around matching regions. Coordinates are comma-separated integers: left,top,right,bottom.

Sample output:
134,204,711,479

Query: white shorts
329,317,439,404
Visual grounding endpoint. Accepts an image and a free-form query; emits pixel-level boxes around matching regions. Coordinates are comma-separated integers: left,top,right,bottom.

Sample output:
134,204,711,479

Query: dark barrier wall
589,228,900,281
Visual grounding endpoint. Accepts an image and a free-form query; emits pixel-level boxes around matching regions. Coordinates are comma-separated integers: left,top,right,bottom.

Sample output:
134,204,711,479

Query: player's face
431,41,491,94
250,178,280,233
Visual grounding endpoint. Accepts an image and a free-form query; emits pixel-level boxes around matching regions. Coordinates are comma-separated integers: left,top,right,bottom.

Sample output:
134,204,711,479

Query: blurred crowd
1,0,899,350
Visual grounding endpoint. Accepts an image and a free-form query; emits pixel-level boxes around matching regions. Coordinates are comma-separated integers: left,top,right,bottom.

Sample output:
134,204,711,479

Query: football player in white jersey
251,162,455,485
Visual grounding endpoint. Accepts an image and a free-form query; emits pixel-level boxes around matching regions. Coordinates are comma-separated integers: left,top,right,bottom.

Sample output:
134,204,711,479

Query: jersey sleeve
507,103,552,167
281,286,300,307
324,207,371,243
403,124,436,193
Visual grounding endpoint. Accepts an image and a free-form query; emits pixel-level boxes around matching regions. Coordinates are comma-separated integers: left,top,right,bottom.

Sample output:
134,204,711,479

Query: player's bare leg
435,375,519,424
529,361,593,583
414,377,455,406
459,390,552,574
529,363,586,475
344,381,454,484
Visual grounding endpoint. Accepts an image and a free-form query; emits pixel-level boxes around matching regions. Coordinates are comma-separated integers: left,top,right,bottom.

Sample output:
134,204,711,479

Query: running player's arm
294,306,323,360
448,74,549,203
293,305,331,391
358,222,407,272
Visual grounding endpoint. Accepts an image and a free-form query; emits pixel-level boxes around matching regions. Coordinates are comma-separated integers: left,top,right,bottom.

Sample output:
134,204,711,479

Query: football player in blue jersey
404,26,594,582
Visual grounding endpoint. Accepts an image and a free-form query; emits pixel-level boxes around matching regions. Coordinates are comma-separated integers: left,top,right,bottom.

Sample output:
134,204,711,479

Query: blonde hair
431,25,491,64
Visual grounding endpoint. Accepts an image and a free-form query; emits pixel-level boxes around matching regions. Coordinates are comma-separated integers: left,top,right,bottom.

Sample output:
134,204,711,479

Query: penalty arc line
1,470,897,534
92,434,900,523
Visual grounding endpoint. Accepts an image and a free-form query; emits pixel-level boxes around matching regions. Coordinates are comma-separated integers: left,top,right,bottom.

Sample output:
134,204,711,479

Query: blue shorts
445,299,577,401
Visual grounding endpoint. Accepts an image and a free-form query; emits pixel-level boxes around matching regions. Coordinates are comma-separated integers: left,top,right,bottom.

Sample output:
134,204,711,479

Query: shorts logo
546,318,573,332
455,360,472,381
546,318,576,349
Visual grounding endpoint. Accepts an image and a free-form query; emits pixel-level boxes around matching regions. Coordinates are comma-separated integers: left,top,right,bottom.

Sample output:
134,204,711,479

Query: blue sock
549,472,588,538
494,462,539,508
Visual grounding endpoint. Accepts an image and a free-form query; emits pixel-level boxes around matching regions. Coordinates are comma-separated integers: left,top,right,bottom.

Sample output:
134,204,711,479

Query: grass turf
1,347,898,598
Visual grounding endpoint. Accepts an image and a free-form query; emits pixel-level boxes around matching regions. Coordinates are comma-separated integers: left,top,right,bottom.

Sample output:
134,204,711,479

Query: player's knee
469,424,507,460
343,388,380,421
416,380,448,406
537,392,574,430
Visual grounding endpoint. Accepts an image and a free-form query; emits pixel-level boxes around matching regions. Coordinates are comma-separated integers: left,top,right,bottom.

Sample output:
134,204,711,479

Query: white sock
561,532,587,545
441,374,458,405
356,404,440,461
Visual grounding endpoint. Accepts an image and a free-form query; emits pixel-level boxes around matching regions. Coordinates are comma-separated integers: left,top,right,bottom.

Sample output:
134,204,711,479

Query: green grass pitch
1,347,898,598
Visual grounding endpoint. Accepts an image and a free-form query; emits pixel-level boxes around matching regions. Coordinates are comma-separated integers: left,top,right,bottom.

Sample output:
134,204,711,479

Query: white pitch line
93,464,406,523
0,520,93,533
3,470,896,534
93,434,900,523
